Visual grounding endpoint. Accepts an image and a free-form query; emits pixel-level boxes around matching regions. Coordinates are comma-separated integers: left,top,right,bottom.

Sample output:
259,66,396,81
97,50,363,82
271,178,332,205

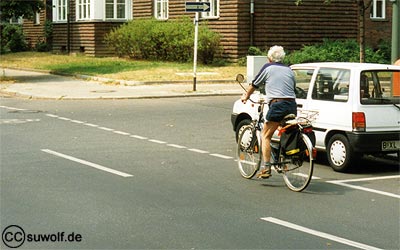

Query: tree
0,0,44,20
295,0,372,63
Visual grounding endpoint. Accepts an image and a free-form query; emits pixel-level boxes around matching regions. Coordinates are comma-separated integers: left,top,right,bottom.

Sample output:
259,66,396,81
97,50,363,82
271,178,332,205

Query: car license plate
382,140,400,151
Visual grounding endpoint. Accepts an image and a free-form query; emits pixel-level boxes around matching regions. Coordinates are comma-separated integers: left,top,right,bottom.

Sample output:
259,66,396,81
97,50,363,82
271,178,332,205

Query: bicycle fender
301,133,315,160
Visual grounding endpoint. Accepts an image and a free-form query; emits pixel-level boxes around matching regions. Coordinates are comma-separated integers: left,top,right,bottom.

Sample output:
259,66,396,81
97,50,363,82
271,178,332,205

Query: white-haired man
241,45,297,178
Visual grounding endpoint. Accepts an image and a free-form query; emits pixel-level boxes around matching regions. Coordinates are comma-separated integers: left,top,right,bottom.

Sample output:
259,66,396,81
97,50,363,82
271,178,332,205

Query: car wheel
327,134,360,172
235,119,251,142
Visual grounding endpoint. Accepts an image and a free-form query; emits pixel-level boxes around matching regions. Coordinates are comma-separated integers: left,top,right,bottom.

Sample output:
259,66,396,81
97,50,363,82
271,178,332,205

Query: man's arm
241,85,257,104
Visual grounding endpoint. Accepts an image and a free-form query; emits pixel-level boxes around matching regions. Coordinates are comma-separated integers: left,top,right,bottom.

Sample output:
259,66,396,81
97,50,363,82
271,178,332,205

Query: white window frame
154,0,168,20
53,0,68,22
34,12,41,25
77,0,91,20
9,16,23,24
370,0,386,20
201,0,219,19
105,0,130,20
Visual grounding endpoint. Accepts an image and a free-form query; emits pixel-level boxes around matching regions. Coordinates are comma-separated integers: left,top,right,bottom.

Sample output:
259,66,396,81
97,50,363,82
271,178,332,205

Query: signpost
185,2,210,91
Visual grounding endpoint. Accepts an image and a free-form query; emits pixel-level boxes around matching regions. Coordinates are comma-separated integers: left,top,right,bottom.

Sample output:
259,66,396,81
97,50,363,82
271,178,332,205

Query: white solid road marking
261,217,382,250
327,175,400,199
293,173,321,180
41,149,133,178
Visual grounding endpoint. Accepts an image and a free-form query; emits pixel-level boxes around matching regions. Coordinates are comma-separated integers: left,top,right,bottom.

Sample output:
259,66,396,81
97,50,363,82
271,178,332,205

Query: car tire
235,119,251,142
327,134,360,172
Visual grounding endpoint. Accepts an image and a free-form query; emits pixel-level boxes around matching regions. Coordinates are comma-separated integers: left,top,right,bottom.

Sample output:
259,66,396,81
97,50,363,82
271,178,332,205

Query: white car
231,62,400,172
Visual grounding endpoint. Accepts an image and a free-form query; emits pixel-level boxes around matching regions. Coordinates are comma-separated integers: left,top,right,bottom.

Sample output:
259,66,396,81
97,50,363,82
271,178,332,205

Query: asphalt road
1,96,399,249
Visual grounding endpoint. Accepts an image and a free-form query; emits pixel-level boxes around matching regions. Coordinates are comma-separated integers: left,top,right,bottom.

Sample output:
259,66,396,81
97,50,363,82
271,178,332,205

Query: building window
106,0,127,19
370,0,385,19
54,0,68,21
154,0,168,20
201,0,219,19
9,16,23,24
34,12,41,24
77,0,91,20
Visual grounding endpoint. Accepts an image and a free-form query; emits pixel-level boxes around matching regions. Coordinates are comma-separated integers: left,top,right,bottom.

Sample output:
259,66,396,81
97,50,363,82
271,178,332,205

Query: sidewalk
0,68,243,100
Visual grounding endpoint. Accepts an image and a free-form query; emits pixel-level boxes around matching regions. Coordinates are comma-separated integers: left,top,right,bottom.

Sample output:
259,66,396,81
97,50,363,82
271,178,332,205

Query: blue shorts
266,100,297,122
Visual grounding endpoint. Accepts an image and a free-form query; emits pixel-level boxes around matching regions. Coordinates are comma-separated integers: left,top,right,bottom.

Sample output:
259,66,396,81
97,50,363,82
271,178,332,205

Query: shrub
105,18,222,64
238,46,266,66
285,39,389,65
1,24,28,53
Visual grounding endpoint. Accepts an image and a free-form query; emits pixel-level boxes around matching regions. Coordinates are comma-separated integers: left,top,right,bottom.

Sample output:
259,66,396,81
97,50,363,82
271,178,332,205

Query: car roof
290,62,400,70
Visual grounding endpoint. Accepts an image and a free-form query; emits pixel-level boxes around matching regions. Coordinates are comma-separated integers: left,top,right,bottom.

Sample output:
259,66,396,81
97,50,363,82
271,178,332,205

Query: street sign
185,2,210,12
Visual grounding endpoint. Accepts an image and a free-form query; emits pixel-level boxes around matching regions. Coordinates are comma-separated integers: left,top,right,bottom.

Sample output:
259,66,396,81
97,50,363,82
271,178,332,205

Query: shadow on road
316,153,399,175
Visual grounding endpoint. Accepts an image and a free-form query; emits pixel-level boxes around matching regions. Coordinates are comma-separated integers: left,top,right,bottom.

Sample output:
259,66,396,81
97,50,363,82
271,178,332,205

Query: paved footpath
0,68,243,100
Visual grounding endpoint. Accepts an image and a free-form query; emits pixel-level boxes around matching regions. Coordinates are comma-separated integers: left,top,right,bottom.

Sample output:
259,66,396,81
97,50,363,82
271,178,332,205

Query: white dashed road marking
113,130,130,136
167,144,187,149
0,118,41,124
41,113,233,160
149,139,167,144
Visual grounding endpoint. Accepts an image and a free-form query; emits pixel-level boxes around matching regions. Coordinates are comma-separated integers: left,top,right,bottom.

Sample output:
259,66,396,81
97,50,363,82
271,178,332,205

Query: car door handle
297,104,303,108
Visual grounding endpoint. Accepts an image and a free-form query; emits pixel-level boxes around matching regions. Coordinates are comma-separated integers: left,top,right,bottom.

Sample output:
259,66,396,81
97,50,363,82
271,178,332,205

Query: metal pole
391,0,399,63
67,0,71,54
193,12,199,91
250,0,254,46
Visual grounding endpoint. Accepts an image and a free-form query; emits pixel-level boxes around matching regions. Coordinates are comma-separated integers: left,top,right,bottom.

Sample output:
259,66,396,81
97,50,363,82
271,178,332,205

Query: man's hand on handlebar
241,93,250,104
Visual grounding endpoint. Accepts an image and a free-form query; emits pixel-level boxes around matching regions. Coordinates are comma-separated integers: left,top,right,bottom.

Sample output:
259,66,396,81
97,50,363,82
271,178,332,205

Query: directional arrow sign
185,2,210,12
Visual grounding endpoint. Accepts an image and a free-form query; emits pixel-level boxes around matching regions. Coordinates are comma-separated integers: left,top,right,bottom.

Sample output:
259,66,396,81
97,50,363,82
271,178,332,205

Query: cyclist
241,45,297,178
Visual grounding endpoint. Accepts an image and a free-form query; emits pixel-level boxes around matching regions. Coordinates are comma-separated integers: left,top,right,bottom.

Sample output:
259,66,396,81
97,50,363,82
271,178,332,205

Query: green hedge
285,39,389,64
240,39,390,65
105,18,222,64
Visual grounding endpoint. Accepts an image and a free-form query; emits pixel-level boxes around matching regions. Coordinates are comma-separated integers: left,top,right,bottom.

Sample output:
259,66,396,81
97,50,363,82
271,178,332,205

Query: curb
2,67,237,86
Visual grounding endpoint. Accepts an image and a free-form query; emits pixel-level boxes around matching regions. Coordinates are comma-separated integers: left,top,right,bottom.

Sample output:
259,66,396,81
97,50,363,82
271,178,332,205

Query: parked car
231,62,400,172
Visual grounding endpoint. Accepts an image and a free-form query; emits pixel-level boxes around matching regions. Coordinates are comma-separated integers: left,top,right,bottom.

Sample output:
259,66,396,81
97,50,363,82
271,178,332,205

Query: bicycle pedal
257,170,272,179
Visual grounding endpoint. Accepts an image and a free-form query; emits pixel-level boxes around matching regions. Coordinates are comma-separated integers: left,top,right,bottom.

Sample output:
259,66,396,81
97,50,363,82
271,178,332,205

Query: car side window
293,69,313,99
312,68,350,102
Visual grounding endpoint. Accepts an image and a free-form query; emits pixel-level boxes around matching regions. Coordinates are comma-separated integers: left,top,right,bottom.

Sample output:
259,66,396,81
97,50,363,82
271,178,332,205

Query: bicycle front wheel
281,133,314,192
237,125,261,179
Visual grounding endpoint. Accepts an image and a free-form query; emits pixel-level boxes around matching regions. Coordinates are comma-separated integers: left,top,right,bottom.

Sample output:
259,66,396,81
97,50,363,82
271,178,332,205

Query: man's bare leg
258,121,280,178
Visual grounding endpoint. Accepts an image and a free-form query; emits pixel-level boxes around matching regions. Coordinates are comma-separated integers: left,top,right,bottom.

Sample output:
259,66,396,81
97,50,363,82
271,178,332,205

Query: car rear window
360,70,400,105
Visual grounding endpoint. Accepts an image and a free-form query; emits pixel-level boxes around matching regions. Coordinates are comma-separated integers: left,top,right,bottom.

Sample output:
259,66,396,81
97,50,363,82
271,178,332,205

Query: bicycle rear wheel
281,133,314,192
237,125,261,179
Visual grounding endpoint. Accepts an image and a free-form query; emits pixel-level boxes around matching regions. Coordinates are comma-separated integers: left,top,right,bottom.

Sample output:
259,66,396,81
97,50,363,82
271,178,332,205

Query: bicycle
236,74,316,192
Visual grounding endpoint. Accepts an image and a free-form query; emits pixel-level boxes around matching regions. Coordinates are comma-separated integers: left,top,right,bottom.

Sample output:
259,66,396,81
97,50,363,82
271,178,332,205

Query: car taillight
302,127,313,133
352,112,365,132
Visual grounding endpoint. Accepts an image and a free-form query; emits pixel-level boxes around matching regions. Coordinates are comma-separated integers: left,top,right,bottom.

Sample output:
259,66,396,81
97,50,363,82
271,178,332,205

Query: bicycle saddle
281,114,297,126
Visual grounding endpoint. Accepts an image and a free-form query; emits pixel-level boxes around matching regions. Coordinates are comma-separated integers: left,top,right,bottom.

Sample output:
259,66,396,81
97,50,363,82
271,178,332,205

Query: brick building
17,0,394,61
